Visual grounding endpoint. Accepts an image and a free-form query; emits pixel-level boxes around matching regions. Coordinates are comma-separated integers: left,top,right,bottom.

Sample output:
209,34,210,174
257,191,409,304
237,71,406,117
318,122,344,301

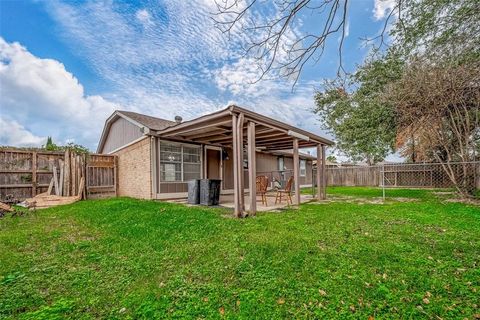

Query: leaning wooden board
25,177,84,209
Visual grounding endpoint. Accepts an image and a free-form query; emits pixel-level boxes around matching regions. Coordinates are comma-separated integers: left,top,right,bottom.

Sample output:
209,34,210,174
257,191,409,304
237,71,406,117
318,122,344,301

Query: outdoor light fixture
287,130,310,141
222,149,229,160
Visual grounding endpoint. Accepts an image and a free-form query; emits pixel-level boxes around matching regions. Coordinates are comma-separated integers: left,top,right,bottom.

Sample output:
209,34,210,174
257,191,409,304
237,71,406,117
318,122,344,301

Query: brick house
97,105,333,216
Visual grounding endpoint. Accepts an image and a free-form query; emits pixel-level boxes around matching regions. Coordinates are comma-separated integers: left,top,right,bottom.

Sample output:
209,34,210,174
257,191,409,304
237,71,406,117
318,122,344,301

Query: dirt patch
312,196,417,205
444,197,480,206
432,191,456,196
391,197,417,203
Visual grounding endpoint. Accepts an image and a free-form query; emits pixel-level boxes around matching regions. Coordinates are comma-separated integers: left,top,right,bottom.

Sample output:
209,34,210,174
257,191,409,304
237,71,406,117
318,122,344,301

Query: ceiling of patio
156,105,334,150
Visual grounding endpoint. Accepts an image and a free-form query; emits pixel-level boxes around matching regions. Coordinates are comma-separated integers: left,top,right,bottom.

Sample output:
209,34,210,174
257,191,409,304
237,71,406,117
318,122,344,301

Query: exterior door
206,148,221,179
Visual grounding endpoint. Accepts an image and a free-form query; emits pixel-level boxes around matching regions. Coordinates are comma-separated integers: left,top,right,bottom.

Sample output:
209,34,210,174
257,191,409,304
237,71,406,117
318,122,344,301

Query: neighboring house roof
313,160,337,165
339,162,369,167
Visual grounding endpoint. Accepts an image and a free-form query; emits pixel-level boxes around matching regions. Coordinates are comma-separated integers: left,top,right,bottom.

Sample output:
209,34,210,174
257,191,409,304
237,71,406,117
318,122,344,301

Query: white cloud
0,117,46,147
213,58,270,96
0,37,117,149
136,9,154,27
373,0,396,20
2,1,331,151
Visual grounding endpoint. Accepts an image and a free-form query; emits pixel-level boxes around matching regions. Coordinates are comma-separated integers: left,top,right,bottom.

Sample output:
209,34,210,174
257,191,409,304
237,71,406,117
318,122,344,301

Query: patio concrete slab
167,192,317,212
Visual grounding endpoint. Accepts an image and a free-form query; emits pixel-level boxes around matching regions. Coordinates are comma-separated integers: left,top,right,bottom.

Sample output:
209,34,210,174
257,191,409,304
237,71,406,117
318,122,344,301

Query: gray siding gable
101,117,143,154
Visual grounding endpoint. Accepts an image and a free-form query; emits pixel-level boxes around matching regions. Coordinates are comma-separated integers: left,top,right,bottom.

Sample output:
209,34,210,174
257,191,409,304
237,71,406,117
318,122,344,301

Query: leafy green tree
326,155,337,163
63,142,89,154
314,0,478,164
44,136,59,151
314,53,403,164
42,137,89,154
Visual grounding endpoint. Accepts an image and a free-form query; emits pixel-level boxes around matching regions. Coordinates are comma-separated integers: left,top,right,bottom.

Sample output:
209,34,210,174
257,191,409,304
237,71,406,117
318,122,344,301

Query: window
300,159,306,177
160,141,201,182
278,157,284,171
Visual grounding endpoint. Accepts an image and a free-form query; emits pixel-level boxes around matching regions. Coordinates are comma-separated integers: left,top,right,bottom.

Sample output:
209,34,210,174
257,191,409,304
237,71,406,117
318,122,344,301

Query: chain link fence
312,161,480,199
379,161,479,198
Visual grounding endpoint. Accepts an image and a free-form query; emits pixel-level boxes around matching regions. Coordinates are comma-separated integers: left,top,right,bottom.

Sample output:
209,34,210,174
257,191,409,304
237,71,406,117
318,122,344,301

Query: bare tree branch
212,0,403,88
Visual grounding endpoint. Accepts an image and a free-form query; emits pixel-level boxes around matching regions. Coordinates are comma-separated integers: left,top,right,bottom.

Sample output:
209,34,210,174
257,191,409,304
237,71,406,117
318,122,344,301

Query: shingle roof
117,110,177,131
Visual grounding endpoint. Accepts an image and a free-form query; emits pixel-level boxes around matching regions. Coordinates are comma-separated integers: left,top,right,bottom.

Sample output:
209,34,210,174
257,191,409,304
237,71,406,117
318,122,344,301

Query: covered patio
157,105,334,217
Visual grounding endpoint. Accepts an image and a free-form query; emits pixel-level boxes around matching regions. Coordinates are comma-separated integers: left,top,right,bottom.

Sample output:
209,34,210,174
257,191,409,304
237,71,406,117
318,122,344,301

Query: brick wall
114,137,152,199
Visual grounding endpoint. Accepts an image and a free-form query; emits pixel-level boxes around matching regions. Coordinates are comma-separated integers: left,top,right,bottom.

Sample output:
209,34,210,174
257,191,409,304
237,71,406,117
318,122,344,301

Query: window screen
300,159,306,177
160,141,201,182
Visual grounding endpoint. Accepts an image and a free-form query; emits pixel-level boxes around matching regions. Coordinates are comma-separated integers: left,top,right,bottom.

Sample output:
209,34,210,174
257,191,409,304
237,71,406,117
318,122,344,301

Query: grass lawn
1,187,479,319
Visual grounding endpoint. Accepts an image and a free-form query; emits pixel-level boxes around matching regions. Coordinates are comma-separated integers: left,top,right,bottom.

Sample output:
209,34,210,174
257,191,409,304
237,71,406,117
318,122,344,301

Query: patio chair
256,176,269,206
275,176,294,205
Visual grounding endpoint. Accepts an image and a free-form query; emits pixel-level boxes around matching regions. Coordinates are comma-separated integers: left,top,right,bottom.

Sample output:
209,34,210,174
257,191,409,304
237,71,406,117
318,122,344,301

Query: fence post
31,151,37,197
114,155,118,197
382,164,385,201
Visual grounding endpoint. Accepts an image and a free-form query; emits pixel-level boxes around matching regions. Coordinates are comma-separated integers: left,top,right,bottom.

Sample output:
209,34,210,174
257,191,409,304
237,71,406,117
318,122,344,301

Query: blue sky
0,0,395,156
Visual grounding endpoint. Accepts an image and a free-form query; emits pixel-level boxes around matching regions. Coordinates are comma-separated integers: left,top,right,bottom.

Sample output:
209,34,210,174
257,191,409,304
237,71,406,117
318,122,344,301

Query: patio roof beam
256,136,295,144
263,142,316,150
190,134,232,143
160,119,232,137
202,127,278,144
186,129,230,140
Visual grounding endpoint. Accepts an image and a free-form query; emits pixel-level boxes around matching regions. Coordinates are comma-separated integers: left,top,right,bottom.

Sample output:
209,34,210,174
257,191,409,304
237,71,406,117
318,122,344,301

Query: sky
0,0,396,158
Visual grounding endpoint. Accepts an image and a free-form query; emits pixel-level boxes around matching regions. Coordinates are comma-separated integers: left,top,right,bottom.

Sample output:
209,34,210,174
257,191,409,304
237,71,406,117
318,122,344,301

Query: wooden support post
232,114,240,217
237,113,245,213
316,144,322,200
293,138,300,205
321,145,326,199
247,121,256,215
31,151,37,197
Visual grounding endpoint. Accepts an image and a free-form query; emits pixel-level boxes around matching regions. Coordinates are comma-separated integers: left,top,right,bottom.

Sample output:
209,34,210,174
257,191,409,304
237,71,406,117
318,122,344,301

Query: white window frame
159,140,202,183
300,159,306,177
278,156,285,171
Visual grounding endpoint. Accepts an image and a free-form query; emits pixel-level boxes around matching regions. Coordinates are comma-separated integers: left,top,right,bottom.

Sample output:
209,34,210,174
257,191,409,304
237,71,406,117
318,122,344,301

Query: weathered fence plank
0,149,117,202
86,154,116,199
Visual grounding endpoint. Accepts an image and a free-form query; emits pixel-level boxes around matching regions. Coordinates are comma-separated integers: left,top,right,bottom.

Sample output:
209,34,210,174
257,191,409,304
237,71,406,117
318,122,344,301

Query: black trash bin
199,179,221,206
187,179,200,204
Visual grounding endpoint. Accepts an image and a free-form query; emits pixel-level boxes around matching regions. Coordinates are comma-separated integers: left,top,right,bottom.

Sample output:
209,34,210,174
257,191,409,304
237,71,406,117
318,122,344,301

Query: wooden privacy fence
0,149,117,202
86,154,117,199
324,162,480,189
326,166,380,187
